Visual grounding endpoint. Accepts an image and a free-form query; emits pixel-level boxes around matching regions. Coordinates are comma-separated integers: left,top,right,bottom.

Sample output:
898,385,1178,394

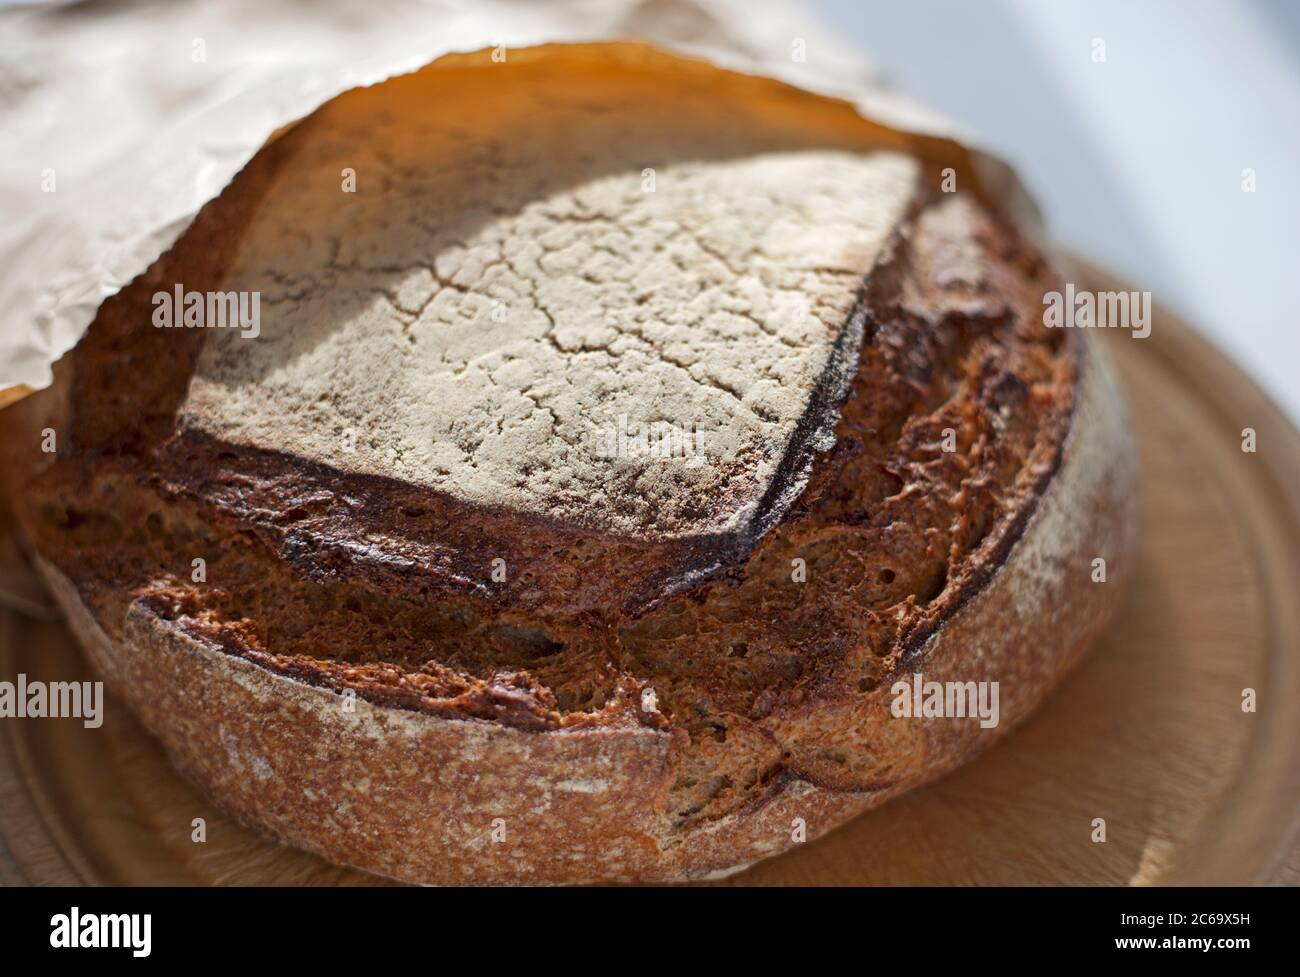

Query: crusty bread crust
32,335,1137,884
6,48,1140,883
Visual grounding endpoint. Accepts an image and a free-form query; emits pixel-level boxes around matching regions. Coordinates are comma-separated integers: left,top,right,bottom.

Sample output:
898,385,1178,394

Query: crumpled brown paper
0,0,1036,404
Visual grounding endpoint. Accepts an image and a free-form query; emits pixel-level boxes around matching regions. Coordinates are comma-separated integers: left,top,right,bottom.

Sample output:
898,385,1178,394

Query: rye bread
5,53,1139,883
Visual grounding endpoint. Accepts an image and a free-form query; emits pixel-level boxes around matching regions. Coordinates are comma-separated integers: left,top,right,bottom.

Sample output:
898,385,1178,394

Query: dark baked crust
3,48,1138,883
23,328,1136,884
17,186,1084,827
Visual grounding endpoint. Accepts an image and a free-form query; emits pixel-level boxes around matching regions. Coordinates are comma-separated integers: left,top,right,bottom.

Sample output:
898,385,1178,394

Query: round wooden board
1,267,1297,886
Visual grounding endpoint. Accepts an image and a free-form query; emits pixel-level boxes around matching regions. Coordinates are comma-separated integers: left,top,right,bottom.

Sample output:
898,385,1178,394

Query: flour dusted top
181,81,920,540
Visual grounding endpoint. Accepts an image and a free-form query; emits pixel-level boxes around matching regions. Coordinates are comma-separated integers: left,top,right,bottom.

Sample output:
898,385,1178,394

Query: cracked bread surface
7,49,1137,883
185,145,920,543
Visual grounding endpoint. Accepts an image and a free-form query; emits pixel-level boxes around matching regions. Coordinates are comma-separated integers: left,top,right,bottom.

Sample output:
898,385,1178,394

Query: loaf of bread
7,51,1139,883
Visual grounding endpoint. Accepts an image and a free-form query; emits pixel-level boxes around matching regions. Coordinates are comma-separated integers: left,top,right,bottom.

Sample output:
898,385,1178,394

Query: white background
809,0,1299,421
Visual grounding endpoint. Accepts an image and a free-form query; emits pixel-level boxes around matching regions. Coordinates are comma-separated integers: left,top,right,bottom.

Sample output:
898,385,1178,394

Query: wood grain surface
1,270,1297,885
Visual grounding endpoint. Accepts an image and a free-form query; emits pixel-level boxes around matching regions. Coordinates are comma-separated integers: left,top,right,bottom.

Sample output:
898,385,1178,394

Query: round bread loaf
9,50,1139,884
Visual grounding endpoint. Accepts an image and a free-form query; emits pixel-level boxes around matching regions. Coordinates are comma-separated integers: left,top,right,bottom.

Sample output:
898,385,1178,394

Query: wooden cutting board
1,267,1297,885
